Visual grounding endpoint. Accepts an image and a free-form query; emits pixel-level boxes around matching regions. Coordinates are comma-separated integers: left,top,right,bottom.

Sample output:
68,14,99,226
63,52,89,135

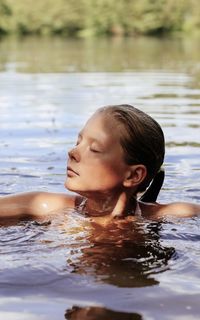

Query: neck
82,190,136,218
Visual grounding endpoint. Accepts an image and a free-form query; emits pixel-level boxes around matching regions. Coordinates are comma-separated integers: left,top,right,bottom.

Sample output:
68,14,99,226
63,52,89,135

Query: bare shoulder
28,191,77,216
141,201,200,218
0,191,79,220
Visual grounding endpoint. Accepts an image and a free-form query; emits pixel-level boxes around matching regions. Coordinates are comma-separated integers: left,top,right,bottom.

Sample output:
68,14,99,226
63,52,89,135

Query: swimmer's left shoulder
142,201,200,218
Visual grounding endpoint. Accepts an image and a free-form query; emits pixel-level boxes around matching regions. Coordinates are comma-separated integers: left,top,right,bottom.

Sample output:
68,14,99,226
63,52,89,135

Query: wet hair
97,104,165,201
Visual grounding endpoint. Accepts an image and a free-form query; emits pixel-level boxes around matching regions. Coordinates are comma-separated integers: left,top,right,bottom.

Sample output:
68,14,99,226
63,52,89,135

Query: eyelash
90,147,100,153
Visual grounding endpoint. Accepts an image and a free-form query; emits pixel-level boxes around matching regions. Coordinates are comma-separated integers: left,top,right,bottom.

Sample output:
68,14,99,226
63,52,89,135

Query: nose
68,146,80,162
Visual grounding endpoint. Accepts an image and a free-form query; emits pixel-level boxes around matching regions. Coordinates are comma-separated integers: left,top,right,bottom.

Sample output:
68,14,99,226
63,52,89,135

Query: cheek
85,160,126,186
65,153,127,192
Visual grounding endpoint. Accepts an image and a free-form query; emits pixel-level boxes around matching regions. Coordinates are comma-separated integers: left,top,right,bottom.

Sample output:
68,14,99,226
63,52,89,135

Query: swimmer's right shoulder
29,191,77,216
0,191,77,220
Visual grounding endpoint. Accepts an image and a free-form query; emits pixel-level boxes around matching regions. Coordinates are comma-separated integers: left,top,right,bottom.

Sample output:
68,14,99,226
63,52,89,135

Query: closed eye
90,147,101,153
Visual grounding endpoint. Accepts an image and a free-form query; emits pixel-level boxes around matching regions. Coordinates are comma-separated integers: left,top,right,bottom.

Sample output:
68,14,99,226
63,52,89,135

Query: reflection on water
0,36,200,319
69,220,175,288
65,305,142,320
0,213,174,288
0,36,200,75
0,212,176,319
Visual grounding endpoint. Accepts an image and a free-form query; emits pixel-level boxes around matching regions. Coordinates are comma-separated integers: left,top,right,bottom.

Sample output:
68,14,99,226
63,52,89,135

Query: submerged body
0,105,200,225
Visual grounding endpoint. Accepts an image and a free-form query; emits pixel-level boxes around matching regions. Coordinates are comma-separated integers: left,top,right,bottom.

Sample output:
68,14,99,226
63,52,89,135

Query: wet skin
65,112,147,217
0,113,200,222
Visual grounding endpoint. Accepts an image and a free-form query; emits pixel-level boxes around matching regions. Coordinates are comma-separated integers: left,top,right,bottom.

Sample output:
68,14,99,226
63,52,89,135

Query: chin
65,179,82,193
64,180,74,192
64,180,93,198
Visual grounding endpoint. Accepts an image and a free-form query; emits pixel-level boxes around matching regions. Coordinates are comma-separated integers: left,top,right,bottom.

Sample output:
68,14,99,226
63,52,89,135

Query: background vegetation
0,0,200,37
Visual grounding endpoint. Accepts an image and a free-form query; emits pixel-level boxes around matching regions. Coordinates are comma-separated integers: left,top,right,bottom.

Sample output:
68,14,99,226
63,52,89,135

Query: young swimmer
0,104,200,223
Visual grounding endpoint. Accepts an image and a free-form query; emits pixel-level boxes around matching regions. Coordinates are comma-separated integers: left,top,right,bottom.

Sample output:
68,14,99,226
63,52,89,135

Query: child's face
65,112,130,196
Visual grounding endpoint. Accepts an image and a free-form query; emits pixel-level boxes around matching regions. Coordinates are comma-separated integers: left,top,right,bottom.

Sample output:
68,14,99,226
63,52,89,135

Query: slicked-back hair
97,104,165,193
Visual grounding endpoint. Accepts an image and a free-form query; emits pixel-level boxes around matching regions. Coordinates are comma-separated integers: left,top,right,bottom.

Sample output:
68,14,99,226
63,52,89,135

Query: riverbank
0,0,200,37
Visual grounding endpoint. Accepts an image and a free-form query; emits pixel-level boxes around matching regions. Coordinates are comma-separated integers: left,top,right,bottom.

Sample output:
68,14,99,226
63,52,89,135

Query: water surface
0,36,200,320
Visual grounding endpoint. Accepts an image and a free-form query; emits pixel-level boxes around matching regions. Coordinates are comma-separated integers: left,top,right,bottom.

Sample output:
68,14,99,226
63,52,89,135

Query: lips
67,166,79,176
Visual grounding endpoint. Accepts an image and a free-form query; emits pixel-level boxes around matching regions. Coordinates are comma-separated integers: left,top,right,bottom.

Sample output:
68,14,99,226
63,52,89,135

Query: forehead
82,112,121,143
83,112,119,135
86,112,116,129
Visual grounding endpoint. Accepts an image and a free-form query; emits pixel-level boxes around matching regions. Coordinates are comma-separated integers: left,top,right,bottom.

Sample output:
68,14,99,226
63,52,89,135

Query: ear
123,165,147,188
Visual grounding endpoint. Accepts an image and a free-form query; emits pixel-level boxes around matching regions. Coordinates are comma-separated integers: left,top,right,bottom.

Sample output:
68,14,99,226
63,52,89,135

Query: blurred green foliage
0,0,200,36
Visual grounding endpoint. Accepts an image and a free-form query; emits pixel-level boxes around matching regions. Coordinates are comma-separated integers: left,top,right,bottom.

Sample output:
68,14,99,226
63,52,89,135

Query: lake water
0,36,200,320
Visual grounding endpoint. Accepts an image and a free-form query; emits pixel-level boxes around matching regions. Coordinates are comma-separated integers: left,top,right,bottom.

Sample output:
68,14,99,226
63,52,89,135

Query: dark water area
0,36,200,319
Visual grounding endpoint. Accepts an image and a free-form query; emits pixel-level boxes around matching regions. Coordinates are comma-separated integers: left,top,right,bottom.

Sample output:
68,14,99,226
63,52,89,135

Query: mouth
67,166,79,176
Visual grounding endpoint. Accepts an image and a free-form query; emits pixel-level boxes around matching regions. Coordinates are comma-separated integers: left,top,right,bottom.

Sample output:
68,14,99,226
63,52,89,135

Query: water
0,36,200,319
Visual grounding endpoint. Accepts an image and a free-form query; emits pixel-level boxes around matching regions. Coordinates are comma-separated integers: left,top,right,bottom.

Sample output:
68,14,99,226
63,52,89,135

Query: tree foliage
0,0,200,36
